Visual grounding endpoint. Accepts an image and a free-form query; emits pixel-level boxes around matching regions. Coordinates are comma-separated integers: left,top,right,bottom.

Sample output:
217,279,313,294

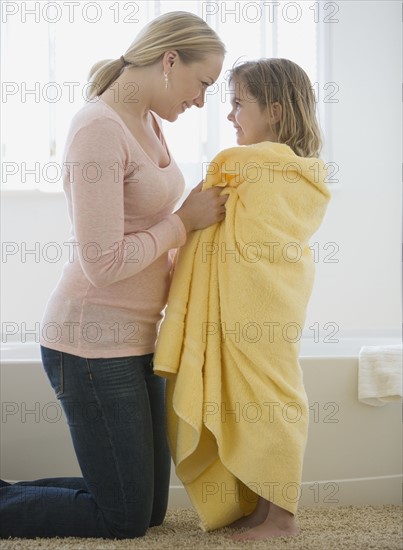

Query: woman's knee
102,506,152,539
106,520,149,539
149,510,167,528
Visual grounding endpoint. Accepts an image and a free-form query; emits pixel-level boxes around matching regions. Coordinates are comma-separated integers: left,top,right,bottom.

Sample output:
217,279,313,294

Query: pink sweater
40,98,187,358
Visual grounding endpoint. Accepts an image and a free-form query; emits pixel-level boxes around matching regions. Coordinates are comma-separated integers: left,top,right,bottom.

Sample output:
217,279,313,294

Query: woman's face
158,52,224,121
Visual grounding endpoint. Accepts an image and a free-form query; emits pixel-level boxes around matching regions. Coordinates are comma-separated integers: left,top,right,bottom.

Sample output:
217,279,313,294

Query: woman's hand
175,180,228,232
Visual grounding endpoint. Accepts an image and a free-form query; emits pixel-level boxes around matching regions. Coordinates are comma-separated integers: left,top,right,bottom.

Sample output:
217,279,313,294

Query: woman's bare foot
230,502,299,541
228,497,270,529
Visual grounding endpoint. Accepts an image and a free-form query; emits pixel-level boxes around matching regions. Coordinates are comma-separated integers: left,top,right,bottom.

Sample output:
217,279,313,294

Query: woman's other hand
175,180,228,232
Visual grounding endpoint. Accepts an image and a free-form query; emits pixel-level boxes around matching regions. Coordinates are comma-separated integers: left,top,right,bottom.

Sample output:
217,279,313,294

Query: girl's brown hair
230,58,322,158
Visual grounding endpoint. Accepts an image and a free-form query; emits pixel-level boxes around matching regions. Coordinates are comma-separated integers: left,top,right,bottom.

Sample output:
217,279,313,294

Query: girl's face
160,52,224,122
227,79,277,145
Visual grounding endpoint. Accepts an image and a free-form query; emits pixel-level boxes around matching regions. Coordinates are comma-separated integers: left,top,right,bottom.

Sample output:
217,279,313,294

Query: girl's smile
227,79,279,146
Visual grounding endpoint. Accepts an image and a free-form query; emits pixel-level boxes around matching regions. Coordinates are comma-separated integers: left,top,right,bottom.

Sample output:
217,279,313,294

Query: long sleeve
66,117,186,288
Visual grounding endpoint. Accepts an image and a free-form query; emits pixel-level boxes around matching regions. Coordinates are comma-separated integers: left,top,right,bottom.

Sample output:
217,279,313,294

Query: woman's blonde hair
230,58,322,158
87,11,226,100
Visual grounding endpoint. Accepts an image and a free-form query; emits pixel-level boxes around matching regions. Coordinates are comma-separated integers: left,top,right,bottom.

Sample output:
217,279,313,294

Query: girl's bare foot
228,497,270,529
230,502,300,541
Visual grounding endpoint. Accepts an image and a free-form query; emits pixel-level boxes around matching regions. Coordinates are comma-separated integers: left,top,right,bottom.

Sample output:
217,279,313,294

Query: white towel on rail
358,344,402,406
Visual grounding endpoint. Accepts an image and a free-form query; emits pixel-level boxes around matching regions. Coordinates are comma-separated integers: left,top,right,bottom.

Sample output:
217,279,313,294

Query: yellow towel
154,142,331,531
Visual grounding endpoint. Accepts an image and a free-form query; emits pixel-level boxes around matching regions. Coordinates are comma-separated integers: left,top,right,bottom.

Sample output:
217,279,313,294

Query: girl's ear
269,102,282,124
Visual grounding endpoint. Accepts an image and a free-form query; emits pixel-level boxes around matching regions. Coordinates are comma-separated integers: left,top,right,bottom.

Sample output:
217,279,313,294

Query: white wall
315,0,401,334
1,1,401,345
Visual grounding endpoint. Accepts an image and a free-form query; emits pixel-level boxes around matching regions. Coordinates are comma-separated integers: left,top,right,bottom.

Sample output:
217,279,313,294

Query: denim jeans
0,346,171,539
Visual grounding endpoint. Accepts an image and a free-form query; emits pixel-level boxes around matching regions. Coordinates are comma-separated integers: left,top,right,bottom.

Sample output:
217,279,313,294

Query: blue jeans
0,346,171,538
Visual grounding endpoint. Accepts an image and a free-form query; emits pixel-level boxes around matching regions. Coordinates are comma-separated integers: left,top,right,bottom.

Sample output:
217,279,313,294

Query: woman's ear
162,50,178,73
270,102,282,124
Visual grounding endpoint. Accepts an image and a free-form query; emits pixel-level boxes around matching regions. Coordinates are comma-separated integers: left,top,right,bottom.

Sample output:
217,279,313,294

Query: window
1,0,337,192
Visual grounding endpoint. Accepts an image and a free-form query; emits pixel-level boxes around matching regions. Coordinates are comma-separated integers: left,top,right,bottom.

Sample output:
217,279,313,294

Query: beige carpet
1,505,402,549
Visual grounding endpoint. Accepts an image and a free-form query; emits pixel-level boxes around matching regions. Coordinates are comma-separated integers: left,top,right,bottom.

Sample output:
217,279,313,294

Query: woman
0,11,226,539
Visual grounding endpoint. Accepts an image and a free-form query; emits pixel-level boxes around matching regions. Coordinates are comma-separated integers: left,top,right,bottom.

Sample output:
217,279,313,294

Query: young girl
154,58,331,541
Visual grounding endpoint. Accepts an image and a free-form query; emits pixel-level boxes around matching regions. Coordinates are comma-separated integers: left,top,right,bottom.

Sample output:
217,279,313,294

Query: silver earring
164,73,169,89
